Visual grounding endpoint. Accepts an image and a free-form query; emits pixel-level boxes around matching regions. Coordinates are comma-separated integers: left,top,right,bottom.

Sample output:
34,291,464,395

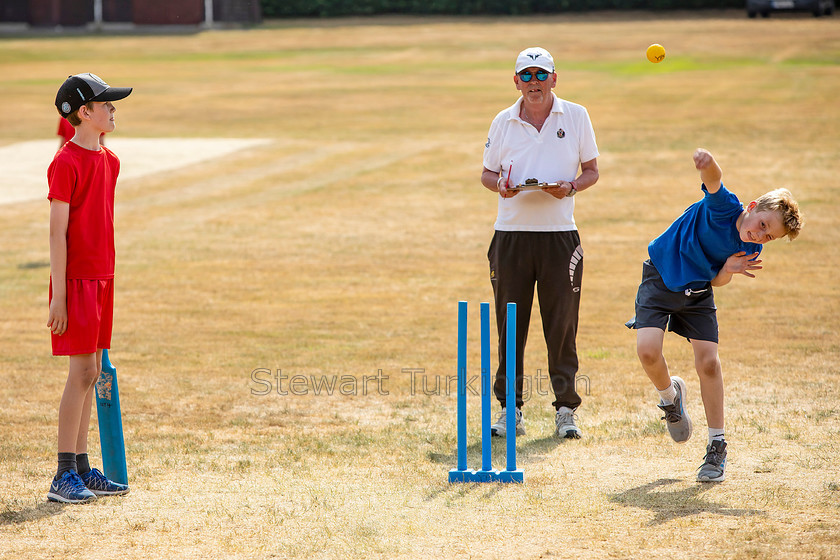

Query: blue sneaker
47,470,97,504
81,468,130,496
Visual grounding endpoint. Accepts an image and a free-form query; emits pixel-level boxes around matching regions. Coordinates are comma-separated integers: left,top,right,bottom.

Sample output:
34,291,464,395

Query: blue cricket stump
449,301,524,483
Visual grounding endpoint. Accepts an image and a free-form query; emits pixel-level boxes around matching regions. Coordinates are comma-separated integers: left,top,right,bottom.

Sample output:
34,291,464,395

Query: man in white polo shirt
481,46,600,439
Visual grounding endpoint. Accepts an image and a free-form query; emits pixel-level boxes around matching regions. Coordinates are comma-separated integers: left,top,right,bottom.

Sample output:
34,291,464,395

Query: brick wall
0,0,261,25
133,0,204,24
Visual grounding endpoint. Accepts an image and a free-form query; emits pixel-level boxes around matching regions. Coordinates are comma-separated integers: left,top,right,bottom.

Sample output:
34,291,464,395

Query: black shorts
625,260,718,343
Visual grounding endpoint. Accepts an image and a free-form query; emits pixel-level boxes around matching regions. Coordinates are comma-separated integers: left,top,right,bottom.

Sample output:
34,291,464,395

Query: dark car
747,0,835,17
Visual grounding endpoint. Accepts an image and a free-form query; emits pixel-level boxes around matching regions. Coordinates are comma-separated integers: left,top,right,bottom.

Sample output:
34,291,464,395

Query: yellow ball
646,43,666,63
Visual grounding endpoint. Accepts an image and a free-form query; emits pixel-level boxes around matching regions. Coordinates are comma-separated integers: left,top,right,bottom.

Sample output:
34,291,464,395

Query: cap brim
91,87,132,102
515,63,554,73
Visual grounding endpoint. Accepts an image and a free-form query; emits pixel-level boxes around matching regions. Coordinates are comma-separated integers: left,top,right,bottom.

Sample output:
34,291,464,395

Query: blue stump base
448,469,476,483
496,469,524,483
449,468,524,484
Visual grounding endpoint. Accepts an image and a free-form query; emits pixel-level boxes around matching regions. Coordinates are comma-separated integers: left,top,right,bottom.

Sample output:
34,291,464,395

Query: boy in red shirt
57,117,74,146
47,73,132,503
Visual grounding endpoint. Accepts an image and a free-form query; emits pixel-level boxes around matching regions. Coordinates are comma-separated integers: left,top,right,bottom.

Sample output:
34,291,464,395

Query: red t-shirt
48,142,120,279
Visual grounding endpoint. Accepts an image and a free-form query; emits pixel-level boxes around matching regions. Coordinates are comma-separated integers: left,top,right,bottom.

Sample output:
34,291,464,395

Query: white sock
658,383,677,405
708,427,725,444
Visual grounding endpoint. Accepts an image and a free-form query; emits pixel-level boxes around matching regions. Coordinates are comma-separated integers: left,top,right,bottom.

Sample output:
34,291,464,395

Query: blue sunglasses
518,69,551,82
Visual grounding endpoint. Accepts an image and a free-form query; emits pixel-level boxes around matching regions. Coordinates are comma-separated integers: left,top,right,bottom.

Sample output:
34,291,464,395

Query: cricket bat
95,349,128,485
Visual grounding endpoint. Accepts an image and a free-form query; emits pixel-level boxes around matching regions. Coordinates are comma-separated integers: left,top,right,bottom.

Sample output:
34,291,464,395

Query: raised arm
694,148,722,194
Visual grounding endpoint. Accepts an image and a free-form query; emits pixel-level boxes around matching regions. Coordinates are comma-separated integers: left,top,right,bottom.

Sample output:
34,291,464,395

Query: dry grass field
1,11,839,559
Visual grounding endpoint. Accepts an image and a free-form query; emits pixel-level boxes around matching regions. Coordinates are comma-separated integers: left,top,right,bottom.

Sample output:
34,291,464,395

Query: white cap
514,47,555,73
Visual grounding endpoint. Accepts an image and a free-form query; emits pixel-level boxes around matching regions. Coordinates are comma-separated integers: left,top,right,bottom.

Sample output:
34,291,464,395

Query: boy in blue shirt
626,149,803,482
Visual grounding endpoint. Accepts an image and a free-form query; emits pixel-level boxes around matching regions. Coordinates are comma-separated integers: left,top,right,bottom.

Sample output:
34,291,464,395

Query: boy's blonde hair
754,188,803,240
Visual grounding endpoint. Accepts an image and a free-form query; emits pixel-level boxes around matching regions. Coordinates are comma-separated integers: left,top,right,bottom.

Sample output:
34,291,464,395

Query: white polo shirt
483,94,599,232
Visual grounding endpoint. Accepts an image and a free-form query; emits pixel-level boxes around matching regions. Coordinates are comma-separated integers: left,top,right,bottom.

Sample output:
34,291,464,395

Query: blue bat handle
96,349,128,485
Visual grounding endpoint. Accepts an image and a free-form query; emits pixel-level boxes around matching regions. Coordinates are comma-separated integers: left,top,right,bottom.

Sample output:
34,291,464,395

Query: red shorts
50,278,114,356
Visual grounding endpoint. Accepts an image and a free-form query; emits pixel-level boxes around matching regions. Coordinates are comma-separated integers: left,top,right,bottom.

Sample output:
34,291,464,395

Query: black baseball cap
55,73,132,118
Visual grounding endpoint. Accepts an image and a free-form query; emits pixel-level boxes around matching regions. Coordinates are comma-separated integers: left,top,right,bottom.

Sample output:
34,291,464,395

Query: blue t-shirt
648,184,762,292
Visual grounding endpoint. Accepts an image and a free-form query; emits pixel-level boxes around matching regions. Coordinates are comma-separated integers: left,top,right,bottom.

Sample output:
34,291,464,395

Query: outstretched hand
693,148,722,193
723,251,762,278
693,148,715,170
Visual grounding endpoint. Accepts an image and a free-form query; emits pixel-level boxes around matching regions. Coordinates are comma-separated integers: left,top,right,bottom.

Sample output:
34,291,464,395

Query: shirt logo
485,137,491,148
556,128,565,139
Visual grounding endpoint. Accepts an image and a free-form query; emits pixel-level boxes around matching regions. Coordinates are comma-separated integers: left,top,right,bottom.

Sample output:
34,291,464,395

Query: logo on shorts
556,128,565,139
569,244,583,293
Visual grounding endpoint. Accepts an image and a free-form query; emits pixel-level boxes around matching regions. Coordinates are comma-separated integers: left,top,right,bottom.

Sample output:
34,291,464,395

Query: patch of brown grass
1,12,839,560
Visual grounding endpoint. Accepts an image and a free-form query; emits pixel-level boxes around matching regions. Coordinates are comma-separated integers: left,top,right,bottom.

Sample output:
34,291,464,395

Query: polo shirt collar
508,93,565,123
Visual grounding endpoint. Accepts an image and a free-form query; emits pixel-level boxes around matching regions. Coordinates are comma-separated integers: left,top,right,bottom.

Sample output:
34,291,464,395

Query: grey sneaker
555,406,582,439
657,376,692,443
697,440,727,482
490,407,525,437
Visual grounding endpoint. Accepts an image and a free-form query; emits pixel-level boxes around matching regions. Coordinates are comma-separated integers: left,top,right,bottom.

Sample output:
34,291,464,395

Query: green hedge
261,0,742,18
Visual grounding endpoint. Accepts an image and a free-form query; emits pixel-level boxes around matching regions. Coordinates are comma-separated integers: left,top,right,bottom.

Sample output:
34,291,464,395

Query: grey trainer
555,406,582,439
657,376,692,443
490,407,525,437
697,440,727,482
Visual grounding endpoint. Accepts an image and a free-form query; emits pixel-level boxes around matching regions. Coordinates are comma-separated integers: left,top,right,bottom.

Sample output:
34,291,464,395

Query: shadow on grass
0,501,65,526
425,481,508,502
608,478,764,526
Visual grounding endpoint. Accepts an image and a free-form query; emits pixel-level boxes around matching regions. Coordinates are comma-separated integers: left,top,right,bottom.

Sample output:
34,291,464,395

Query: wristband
567,181,577,197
